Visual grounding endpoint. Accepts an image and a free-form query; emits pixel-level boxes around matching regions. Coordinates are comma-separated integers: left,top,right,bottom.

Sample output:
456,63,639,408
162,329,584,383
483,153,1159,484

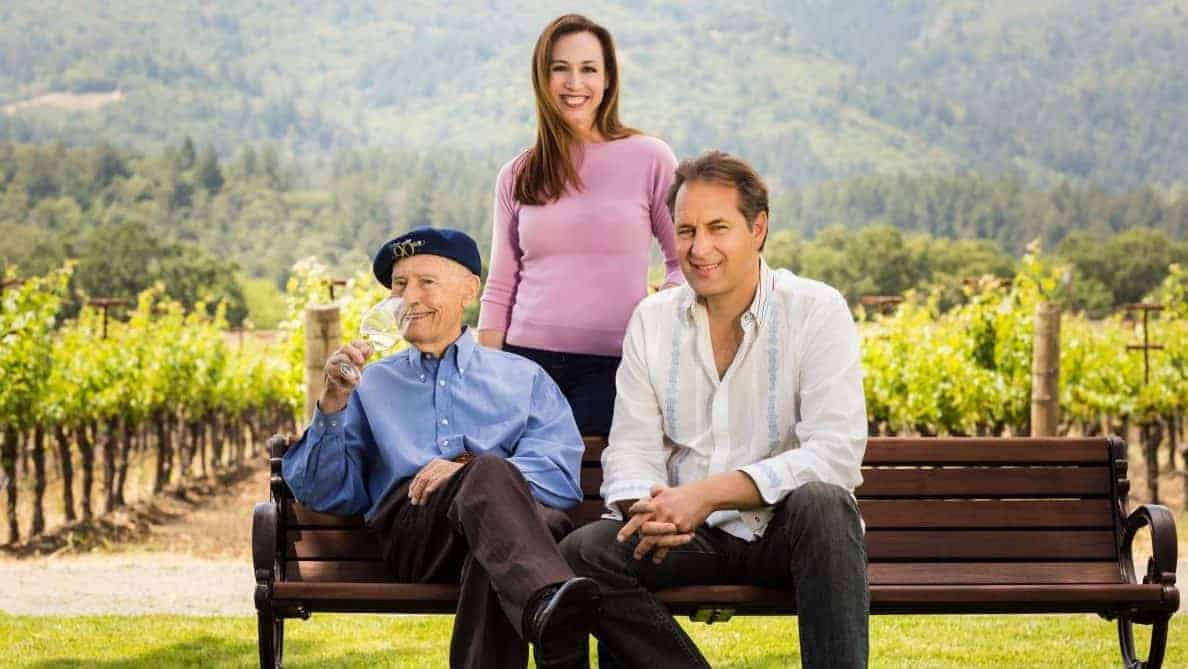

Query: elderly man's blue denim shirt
282,329,584,521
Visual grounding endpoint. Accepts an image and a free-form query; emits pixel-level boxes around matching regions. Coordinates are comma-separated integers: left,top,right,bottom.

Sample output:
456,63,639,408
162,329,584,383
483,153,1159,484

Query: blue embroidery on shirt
664,299,683,441
758,461,780,490
767,308,780,451
667,446,694,487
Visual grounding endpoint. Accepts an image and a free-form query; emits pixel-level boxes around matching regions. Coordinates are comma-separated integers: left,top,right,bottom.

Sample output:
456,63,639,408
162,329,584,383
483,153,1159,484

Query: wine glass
338,296,408,379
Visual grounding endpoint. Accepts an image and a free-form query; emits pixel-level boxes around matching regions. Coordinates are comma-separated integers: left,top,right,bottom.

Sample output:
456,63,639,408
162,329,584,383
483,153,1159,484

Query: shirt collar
454,326,477,374
403,326,476,375
681,258,774,326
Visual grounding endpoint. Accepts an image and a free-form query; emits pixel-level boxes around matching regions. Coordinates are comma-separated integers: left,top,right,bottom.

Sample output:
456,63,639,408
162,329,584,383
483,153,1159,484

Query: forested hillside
2,1,1185,190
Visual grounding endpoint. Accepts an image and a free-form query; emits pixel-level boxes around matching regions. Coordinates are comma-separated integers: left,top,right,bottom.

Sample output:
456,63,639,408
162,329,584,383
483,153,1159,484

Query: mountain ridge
2,0,1185,190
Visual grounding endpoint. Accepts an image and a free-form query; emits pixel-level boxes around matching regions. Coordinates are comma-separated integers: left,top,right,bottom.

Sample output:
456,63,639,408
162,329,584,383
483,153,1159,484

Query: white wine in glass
339,296,408,379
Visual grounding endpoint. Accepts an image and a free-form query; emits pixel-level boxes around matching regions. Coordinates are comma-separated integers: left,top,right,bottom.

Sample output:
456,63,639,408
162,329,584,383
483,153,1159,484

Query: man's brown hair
514,14,638,205
665,150,770,250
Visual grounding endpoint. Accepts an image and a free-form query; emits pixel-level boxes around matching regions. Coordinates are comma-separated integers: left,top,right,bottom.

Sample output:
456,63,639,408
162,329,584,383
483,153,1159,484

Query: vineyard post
86,297,129,340
304,304,342,423
326,277,347,302
1124,303,1164,385
1,277,25,297
1030,301,1061,436
1124,303,1166,504
858,295,904,317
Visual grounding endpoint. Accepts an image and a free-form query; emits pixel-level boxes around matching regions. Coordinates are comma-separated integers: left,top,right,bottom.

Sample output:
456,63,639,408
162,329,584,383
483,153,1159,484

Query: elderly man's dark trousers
369,454,576,669
560,481,869,668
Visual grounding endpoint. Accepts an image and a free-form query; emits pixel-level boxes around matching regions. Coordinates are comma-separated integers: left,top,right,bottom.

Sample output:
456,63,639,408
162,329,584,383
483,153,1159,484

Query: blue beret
372,226,482,287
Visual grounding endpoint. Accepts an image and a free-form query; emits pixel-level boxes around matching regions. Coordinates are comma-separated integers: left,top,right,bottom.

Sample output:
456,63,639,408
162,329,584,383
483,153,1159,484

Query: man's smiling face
390,254,478,354
673,180,767,302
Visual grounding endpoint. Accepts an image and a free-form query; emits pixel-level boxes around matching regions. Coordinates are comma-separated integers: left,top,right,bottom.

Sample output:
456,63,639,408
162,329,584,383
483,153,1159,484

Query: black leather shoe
529,577,601,668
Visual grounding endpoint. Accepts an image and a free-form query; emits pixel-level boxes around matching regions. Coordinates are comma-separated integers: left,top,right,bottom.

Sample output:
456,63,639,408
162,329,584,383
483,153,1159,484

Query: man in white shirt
560,151,869,668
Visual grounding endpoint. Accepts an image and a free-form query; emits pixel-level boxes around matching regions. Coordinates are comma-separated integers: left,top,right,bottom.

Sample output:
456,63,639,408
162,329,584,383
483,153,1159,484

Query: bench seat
270,581,1170,617
253,435,1179,668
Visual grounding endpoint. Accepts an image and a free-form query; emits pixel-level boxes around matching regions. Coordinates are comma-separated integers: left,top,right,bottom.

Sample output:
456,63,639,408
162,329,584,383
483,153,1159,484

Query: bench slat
659,583,1165,615
279,560,1124,588
288,499,610,529
580,466,1114,500
858,499,1113,529
289,498,1116,530
582,437,605,465
271,582,1166,615
865,529,1116,560
286,501,364,528
581,468,601,496
284,527,1116,561
288,499,609,532
567,499,606,525
578,438,1111,467
286,530,381,560
868,562,1122,585
561,499,1115,530
856,466,1110,498
863,438,1109,465
285,560,390,582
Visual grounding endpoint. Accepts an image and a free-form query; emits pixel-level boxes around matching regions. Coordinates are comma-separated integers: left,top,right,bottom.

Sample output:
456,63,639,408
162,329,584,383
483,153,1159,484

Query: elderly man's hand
408,458,465,505
320,339,374,414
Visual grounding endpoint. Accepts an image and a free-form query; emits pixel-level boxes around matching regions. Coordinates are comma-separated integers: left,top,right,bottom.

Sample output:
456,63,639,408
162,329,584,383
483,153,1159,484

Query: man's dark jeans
560,481,870,668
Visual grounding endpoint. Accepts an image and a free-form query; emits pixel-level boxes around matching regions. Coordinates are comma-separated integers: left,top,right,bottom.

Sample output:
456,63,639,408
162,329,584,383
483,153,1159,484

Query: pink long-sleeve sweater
478,135,683,357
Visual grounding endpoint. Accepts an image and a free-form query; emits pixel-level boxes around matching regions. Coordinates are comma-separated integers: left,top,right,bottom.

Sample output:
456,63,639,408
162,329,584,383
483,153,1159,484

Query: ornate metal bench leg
1118,613,1169,669
258,608,284,669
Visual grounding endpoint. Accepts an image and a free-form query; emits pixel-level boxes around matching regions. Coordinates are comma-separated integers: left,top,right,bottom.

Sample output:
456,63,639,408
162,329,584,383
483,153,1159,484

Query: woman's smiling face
547,30,607,137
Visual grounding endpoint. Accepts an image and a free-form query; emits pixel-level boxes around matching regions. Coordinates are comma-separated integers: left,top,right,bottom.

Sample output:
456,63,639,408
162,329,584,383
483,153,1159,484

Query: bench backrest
273,436,1130,588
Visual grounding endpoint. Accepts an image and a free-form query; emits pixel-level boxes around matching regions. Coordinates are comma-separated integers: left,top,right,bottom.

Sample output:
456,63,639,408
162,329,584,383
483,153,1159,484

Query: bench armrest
267,434,290,503
253,501,279,580
268,433,291,459
1121,504,1178,588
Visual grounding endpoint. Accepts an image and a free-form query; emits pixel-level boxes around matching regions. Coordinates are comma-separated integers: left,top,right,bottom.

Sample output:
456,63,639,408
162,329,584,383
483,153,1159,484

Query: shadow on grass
25,635,440,668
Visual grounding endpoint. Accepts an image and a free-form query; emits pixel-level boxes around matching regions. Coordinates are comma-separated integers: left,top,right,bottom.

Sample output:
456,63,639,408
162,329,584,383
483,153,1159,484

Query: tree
91,143,130,191
72,222,248,325
1057,228,1188,310
195,146,225,193
177,137,197,171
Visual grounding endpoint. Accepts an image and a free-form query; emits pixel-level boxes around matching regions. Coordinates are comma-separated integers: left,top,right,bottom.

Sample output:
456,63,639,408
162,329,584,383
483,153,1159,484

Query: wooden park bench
252,435,1179,668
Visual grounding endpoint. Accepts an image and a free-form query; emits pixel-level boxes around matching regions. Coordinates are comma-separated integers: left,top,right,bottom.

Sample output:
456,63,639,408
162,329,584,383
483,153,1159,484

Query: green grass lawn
3,613,1185,668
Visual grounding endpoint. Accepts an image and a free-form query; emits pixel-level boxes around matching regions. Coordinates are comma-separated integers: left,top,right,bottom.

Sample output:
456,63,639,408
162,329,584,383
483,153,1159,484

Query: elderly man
282,227,600,669
561,152,870,668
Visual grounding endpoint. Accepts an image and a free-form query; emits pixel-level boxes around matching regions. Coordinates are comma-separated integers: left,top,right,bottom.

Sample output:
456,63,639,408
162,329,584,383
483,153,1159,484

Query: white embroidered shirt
601,259,867,541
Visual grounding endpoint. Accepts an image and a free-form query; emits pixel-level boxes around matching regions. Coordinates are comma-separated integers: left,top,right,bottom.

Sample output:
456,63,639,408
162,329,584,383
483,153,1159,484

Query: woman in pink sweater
477,14,682,436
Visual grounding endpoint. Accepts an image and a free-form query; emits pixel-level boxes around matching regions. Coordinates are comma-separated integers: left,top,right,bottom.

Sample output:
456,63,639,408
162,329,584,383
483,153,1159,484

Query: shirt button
439,380,446,387
440,439,448,446
441,418,449,425
419,375,426,382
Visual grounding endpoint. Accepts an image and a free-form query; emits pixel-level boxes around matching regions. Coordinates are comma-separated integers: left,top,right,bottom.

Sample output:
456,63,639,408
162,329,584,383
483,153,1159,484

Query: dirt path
1,466,268,616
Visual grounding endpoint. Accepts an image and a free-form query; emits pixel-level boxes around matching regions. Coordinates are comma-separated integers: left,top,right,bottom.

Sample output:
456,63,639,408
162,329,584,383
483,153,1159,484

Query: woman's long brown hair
514,14,638,205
